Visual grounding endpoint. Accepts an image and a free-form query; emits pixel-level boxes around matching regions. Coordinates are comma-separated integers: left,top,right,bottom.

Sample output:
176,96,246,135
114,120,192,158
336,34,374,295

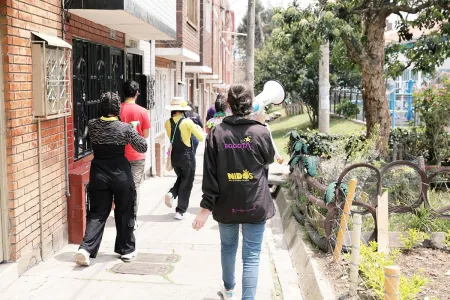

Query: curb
275,188,336,300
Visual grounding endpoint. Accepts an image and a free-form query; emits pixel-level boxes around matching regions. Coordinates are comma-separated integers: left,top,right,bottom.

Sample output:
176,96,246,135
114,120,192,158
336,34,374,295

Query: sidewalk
0,145,302,300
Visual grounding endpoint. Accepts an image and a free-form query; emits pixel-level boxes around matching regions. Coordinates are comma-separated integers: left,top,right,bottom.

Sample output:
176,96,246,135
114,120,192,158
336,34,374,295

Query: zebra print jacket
88,118,147,160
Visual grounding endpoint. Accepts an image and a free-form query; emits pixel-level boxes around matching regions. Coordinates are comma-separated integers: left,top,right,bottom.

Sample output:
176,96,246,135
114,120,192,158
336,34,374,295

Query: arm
266,124,281,160
187,119,205,142
259,129,276,166
126,126,148,153
193,131,218,231
165,119,171,139
141,111,151,138
200,132,219,211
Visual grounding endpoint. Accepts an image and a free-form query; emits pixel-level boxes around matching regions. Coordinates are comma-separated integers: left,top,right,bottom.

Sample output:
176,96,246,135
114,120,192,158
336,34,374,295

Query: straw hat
165,97,192,111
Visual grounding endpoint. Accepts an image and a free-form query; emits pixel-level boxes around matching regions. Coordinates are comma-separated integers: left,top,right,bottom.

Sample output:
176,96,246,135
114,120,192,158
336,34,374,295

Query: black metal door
73,39,124,160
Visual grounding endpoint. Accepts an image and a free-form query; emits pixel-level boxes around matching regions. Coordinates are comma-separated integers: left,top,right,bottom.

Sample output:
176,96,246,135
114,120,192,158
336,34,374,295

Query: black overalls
169,118,196,214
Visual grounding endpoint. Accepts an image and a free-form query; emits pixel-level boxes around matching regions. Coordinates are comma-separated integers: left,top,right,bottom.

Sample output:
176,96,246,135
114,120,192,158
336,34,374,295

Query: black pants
192,136,199,154
80,161,136,257
169,153,196,214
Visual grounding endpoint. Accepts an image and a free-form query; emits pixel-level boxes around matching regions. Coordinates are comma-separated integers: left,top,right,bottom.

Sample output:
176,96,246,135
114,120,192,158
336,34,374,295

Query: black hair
215,94,227,113
123,80,139,98
100,92,121,117
171,110,185,118
184,102,195,118
227,83,253,116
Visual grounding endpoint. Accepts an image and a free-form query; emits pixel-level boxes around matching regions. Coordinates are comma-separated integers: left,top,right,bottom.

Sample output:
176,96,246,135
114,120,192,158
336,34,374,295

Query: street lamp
222,31,247,36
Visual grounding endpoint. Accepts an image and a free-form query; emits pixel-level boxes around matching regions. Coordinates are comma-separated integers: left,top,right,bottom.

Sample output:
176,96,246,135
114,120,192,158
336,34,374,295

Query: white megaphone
252,80,286,114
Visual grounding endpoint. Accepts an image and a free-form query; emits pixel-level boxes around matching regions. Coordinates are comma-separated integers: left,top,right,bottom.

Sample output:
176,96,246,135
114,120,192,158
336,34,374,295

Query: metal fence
330,88,419,128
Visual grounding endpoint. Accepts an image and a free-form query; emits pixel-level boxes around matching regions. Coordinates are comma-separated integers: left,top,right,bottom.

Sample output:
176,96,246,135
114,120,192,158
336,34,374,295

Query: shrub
336,99,360,119
413,76,450,165
358,242,428,300
400,229,430,251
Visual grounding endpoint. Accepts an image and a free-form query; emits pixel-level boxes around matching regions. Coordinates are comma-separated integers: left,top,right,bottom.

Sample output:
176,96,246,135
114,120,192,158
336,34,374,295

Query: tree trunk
361,15,391,150
246,0,256,95
319,42,330,134
257,11,265,48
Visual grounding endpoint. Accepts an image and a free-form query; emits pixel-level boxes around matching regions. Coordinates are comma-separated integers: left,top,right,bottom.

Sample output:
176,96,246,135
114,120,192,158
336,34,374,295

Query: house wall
1,0,67,269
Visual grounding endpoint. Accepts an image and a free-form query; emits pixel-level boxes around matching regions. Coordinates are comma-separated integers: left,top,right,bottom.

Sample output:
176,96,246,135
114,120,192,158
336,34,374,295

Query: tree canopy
236,0,275,56
295,0,450,148
255,7,361,127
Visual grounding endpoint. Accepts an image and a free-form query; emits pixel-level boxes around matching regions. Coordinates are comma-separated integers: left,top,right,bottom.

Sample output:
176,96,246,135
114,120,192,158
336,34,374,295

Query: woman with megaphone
193,83,275,300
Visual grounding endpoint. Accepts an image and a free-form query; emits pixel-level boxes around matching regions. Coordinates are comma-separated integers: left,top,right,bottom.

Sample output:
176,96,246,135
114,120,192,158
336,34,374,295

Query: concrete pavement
0,145,303,300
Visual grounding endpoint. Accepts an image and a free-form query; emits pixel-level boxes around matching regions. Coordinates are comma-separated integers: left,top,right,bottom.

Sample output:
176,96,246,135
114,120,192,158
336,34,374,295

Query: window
205,0,211,33
187,0,199,28
72,39,124,160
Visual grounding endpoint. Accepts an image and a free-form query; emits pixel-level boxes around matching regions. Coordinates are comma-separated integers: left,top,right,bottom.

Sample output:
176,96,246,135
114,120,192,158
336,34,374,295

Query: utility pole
318,0,330,133
245,0,256,94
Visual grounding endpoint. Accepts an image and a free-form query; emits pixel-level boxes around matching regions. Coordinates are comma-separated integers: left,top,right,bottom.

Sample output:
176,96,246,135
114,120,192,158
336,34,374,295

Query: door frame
0,37,9,261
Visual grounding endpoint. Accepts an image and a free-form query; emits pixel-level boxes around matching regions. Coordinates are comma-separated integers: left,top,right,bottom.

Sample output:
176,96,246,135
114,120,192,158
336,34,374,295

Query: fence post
377,189,389,254
349,214,362,296
384,265,400,300
333,178,358,262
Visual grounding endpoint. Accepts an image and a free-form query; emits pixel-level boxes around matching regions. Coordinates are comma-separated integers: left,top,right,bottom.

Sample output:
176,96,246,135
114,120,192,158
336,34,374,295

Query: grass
267,106,365,161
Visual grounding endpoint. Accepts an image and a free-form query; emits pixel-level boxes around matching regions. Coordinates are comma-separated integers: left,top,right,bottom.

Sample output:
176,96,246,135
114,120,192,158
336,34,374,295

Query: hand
192,208,211,231
277,157,284,164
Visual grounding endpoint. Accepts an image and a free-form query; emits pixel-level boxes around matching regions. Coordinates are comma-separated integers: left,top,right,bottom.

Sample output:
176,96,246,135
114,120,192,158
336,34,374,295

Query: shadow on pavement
137,207,202,223
55,251,120,265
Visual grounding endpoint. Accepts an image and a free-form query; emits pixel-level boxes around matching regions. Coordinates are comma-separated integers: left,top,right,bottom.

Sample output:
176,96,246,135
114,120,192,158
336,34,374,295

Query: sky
230,0,312,29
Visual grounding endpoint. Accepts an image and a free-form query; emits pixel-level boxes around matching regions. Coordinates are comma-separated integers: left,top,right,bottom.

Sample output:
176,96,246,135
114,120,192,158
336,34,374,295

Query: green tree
255,7,361,127
317,0,450,149
236,0,275,56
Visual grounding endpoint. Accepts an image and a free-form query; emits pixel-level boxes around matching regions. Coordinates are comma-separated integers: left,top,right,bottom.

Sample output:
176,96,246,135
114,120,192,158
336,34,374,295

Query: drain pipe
62,0,70,197
37,119,45,261
64,116,70,197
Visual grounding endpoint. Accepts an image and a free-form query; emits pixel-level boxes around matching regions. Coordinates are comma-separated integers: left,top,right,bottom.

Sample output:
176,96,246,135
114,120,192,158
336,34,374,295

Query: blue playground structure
388,79,415,128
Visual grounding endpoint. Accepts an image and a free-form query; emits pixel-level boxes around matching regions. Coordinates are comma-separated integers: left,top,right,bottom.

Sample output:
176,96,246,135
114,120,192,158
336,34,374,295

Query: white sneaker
75,249,90,266
121,250,137,261
220,283,236,300
174,212,190,220
165,192,175,208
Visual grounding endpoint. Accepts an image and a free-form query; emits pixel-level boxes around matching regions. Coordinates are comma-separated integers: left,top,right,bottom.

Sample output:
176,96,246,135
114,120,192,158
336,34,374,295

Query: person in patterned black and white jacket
75,92,147,267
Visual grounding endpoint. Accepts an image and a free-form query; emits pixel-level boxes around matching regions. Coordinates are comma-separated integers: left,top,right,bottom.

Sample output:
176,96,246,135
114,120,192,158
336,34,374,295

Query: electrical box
31,32,72,119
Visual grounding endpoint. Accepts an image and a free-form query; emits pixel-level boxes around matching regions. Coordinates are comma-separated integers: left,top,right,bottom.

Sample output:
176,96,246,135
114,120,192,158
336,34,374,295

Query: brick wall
156,56,172,69
157,0,200,55
212,2,221,78
187,0,212,68
64,13,125,171
1,0,67,267
202,0,213,68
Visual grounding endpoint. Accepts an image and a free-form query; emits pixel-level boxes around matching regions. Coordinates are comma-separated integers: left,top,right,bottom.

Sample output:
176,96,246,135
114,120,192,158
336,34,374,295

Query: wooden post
377,189,389,254
349,214,362,296
333,178,358,262
384,265,400,300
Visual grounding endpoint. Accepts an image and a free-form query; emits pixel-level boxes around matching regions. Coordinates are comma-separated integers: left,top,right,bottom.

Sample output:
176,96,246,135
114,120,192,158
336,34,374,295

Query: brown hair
227,83,253,116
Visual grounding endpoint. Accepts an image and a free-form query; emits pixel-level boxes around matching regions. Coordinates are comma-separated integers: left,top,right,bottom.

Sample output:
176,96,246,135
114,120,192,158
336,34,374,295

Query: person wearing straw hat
164,97,205,220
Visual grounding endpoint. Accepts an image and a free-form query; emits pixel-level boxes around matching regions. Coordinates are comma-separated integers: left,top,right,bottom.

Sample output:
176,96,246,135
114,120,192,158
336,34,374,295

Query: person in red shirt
120,80,150,216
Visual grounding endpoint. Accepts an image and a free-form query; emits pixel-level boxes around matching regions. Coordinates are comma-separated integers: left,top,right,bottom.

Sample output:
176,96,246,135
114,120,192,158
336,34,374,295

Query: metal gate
72,39,124,160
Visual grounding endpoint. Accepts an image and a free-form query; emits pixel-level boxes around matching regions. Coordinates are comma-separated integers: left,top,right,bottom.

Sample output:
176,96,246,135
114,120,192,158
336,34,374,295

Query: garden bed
313,247,450,300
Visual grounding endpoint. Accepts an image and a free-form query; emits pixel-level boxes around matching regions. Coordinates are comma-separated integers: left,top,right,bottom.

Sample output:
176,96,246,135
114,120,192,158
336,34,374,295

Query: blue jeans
219,222,266,300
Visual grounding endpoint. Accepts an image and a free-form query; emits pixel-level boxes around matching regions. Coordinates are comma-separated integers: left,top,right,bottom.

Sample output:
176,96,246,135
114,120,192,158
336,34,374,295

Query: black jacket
185,111,204,128
200,116,275,224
